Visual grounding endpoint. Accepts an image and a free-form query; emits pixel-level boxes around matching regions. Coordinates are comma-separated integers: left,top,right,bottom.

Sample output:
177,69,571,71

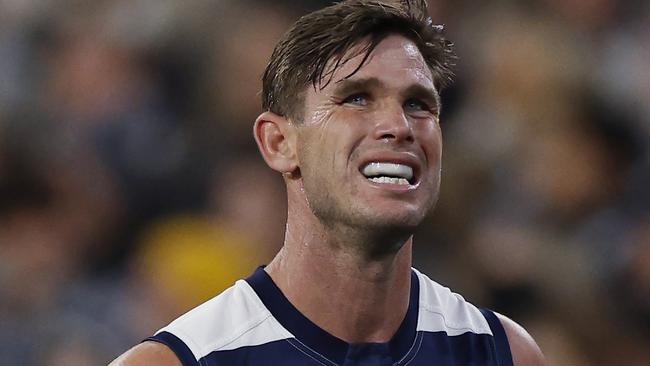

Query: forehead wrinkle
338,38,433,89
318,38,374,90
309,36,437,107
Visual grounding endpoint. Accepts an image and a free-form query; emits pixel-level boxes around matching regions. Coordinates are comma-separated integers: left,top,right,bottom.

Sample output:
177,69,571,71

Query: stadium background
0,0,648,364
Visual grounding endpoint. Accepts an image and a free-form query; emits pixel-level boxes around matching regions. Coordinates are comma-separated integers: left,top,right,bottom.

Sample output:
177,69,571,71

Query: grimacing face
294,35,443,233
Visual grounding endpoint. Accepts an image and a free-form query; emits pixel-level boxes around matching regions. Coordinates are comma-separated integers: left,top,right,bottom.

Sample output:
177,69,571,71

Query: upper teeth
362,162,413,181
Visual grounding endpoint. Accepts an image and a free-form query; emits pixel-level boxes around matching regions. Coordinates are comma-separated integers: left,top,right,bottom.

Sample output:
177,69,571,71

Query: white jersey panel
156,279,294,360
413,268,492,336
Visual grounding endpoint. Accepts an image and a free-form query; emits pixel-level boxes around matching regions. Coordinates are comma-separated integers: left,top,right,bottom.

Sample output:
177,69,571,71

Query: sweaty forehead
402,41,423,61
298,34,436,117
331,35,433,90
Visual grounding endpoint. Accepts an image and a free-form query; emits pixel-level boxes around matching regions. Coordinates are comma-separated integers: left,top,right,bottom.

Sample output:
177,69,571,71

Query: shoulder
158,278,286,354
414,269,492,332
413,269,546,365
494,312,546,366
413,269,494,336
112,279,268,366
112,277,294,366
109,341,181,366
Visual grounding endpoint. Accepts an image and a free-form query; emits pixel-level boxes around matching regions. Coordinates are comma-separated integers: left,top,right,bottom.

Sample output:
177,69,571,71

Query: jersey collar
246,266,420,365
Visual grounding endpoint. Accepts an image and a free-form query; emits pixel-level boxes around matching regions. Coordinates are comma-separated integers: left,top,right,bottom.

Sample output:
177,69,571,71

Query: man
111,1,546,365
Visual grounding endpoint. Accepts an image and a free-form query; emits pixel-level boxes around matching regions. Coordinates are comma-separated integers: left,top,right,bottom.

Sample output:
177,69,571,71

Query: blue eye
404,98,428,111
343,94,367,105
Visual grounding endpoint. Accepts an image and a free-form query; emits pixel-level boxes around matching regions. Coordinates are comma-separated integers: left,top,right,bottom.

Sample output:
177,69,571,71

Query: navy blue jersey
147,267,513,365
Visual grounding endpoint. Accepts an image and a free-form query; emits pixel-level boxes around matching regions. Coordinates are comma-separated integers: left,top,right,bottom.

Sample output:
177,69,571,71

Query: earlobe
253,111,299,175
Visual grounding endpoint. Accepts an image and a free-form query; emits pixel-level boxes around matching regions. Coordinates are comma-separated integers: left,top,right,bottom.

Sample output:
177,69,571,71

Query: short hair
261,0,456,122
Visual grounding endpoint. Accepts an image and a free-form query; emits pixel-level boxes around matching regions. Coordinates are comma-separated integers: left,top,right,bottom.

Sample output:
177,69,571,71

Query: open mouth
361,162,416,186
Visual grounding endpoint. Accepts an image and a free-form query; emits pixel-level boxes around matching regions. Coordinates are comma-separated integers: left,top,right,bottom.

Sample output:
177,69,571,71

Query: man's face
295,35,442,232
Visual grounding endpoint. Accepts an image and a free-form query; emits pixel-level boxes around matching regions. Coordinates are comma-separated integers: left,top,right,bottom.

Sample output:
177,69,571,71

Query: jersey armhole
146,331,200,366
479,308,514,366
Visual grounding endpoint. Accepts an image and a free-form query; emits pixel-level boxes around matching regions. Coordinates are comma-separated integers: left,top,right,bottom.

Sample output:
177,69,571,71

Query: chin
358,193,437,227
307,184,439,234
350,206,429,232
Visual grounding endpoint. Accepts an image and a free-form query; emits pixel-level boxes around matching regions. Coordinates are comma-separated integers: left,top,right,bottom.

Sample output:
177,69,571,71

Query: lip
357,152,422,190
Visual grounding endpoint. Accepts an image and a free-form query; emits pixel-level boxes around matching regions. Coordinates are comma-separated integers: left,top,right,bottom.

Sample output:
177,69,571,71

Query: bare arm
495,312,546,366
109,341,182,366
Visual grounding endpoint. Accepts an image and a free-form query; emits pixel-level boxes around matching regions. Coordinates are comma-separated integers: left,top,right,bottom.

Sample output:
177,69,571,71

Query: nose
372,102,414,143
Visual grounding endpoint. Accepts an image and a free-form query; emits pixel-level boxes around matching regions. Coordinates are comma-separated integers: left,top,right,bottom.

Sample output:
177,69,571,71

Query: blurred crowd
0,0,648,365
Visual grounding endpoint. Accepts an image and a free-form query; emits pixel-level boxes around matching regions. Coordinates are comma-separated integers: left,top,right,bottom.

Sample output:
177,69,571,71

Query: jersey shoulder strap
479,308,514,366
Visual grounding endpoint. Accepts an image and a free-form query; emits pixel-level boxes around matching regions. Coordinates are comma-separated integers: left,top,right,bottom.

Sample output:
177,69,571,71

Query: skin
261,35,442,343
110,35,546,365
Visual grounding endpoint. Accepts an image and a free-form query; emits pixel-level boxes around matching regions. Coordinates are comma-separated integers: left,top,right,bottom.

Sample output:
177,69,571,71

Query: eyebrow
332,77,383,97
331,77,440,113
402,84,441,115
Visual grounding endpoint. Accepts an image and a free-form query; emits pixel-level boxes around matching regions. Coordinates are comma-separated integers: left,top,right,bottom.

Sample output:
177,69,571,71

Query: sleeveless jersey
147,267,513,365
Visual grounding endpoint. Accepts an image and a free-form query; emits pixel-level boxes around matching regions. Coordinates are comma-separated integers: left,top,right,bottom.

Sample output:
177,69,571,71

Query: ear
253,111,299,174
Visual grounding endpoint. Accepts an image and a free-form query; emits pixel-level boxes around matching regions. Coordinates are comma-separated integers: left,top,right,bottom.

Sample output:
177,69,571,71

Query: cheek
415,122,443,163
298,129,342,178
299,108,373,175
318,110,368,154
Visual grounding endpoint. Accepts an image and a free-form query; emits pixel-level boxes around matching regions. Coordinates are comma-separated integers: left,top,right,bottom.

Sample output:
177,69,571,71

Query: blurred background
0,0,648,364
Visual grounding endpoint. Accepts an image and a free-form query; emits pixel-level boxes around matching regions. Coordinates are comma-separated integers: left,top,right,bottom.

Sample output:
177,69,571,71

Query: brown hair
261,0,456,121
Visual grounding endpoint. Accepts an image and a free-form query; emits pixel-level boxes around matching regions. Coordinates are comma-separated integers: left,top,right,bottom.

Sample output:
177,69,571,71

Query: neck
265,185,414,343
